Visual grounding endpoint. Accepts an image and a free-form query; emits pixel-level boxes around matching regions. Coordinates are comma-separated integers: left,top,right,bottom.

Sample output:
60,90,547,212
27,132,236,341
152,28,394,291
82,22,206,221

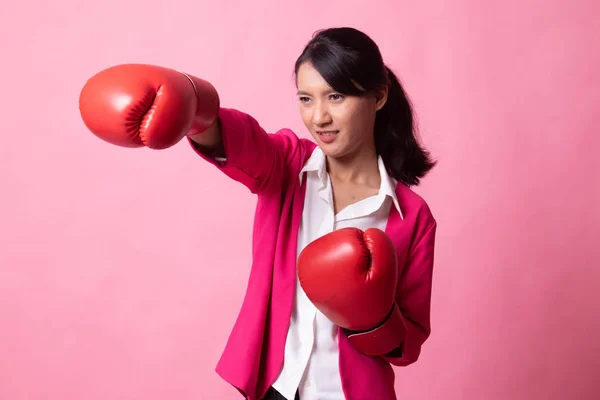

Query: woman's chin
320,145,348,160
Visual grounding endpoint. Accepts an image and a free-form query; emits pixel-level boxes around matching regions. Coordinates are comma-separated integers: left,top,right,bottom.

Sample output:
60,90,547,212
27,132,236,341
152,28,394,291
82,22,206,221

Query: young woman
79,27,437,400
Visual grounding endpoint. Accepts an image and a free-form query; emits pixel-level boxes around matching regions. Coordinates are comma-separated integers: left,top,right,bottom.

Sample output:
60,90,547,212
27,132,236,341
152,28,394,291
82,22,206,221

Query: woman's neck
326,150,380,186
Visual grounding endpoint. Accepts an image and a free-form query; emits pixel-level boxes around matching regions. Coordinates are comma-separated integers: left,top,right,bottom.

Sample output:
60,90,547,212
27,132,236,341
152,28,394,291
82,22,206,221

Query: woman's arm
187,107,298,195
180,69,297,195
383,220,437,366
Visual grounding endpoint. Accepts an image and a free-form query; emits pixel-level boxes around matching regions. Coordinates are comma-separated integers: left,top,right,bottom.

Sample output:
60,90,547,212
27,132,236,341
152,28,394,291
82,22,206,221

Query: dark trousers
262,386,300,400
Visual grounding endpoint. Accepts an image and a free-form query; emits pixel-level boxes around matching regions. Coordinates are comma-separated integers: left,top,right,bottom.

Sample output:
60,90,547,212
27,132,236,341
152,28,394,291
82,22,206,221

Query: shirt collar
300,147,404,219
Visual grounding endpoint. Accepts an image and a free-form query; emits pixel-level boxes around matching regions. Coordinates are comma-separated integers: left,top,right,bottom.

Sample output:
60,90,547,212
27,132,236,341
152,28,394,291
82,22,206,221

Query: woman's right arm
186,107,295,194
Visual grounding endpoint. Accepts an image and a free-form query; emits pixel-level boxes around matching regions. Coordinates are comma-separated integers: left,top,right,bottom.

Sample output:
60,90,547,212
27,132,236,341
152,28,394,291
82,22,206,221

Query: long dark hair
294,27,436,186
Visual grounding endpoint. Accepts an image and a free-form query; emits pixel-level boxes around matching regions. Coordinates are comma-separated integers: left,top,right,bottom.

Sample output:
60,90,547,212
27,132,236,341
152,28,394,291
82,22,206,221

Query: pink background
1,0,599,399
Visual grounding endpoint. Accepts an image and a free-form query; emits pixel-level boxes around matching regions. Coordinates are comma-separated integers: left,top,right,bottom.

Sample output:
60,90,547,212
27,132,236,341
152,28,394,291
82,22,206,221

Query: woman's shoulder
394,183,436,226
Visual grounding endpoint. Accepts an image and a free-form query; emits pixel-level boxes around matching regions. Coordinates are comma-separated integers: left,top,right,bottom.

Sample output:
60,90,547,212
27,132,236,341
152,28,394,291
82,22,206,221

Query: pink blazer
188,108,437,400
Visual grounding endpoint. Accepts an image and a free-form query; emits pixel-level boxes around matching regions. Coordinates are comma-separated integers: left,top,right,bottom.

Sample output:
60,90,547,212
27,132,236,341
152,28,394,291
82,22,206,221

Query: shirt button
305,381,311,387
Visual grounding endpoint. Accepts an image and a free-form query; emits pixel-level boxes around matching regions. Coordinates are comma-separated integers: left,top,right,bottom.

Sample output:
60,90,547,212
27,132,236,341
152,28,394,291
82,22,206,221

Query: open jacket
188,108,437,400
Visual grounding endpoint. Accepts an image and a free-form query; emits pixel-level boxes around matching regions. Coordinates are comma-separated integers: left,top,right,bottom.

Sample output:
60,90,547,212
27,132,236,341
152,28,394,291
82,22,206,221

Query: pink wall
1,0,599,399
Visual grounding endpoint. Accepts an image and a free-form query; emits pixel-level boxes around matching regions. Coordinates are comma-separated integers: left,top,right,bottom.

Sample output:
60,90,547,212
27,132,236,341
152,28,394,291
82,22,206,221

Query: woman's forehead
296,63,333,93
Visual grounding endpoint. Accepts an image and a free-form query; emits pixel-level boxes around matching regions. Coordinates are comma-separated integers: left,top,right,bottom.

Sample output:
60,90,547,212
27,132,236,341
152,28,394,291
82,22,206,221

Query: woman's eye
299,96,311,103
329,94,343,101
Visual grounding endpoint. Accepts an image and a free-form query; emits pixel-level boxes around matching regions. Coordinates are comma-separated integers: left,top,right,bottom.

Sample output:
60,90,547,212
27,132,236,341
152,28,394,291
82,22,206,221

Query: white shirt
271,147,403,400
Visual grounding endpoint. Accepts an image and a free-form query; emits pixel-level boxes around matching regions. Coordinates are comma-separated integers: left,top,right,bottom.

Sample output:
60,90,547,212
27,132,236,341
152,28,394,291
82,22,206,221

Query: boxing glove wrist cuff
180,72,220,136
345,303,407,356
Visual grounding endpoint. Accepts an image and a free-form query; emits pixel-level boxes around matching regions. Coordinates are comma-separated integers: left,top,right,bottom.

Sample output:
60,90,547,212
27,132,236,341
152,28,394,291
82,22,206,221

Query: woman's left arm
381,220,437,366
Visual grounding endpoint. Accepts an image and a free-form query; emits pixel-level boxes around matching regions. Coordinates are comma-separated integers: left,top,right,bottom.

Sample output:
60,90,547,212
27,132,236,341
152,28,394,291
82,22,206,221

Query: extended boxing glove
79,64,220,149
297,227,407,356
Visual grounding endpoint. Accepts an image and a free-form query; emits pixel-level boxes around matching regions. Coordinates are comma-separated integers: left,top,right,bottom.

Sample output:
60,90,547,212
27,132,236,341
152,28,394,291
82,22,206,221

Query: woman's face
296,62,387,160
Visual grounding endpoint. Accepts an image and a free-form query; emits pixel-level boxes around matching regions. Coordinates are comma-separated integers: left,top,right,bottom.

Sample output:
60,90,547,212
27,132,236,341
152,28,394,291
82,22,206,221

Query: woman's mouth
317,130,339,136
316,130,339,143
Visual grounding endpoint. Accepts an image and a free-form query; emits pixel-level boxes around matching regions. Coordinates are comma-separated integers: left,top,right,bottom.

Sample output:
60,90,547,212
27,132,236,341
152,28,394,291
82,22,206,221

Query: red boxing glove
79,64,220,149
298,227,407,356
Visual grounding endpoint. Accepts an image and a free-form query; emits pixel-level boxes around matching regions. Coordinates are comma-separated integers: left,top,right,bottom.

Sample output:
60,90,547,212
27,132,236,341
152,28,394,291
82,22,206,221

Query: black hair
294,27,436,186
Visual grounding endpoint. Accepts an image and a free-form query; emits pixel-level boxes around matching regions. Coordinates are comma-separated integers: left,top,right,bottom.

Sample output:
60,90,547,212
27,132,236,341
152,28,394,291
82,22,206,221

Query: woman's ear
375,86,388,111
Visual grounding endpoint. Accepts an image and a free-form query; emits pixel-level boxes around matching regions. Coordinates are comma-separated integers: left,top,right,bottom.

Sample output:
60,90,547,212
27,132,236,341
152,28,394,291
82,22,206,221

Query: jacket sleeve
382,220,437,366
187,107,294,194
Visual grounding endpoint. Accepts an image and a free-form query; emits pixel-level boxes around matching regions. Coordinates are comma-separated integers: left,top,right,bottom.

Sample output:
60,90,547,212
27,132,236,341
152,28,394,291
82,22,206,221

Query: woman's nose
312,103,332,125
